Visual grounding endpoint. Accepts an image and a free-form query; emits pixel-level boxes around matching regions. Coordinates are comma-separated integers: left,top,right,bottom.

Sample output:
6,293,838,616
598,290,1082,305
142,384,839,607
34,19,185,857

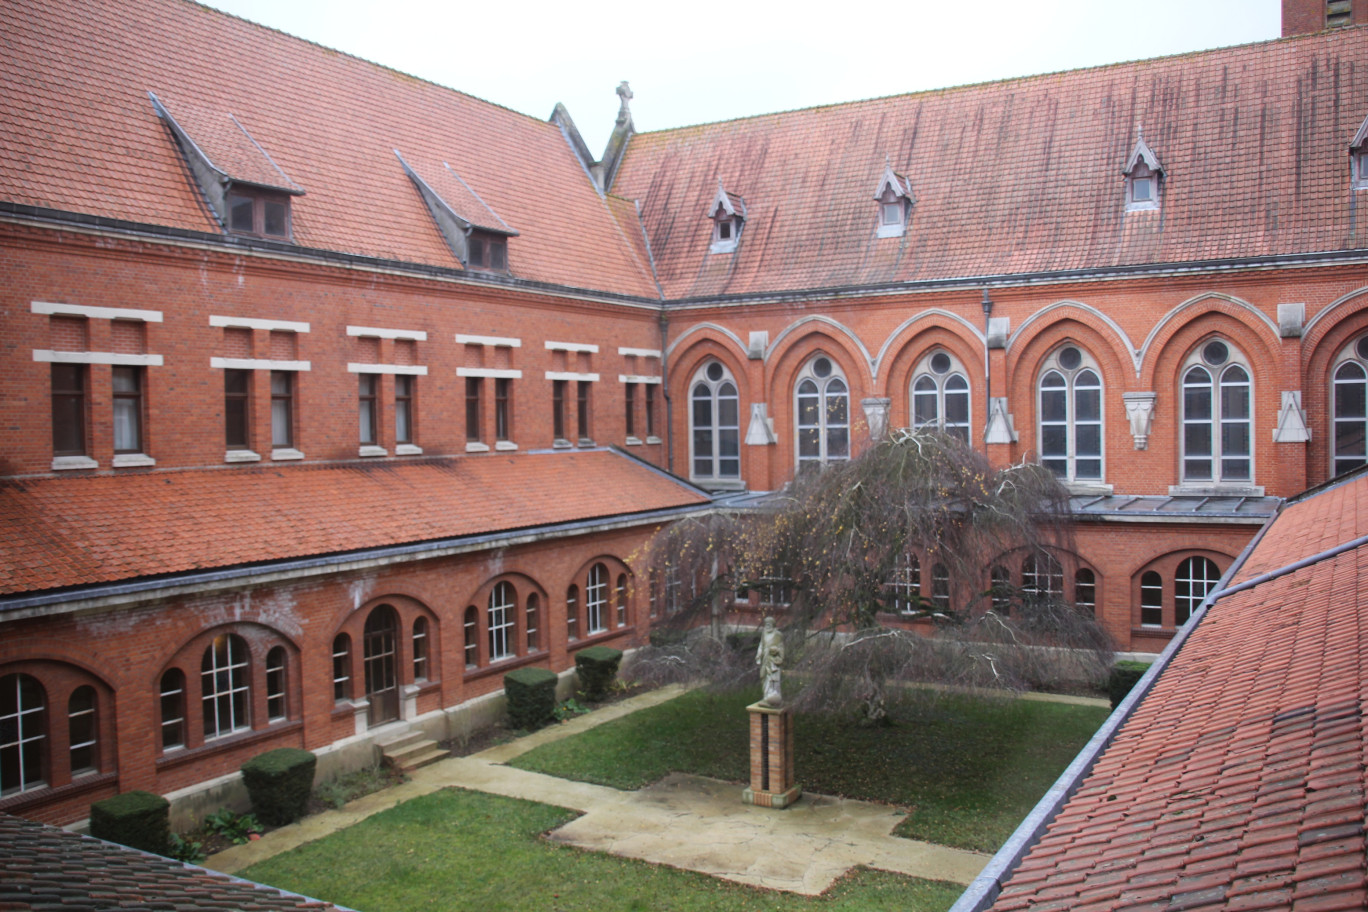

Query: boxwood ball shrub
241,748,318,827
574,646,623,700
505,667,558,730
90,790,171,855
1108,660,1153,709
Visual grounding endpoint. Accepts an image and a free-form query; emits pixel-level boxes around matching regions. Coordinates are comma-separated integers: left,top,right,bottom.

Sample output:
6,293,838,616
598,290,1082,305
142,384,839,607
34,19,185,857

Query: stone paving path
208,685,1098,893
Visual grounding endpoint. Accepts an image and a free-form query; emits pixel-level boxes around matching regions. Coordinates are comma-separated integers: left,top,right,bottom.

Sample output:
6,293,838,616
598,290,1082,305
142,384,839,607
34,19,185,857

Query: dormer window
395,151,519,275
1351,115,1368,190
467,231,508,272
707,180,746,254
873,161,914,238
1123,130,1164,212
226,188,291,238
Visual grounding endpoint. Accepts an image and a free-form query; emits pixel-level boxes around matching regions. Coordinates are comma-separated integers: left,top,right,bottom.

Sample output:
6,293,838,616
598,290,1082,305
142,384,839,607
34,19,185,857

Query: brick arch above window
1131,550,1231,633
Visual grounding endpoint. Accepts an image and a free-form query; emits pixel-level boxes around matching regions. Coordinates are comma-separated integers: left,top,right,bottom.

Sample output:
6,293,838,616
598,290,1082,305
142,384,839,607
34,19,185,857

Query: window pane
228,195,254,232
113,394,140,452
1040,385,1067,423
263,201,287,237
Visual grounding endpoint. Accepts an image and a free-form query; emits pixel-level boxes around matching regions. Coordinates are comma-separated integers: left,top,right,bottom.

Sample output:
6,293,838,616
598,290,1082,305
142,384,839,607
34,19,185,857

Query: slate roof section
0,0,657,296
0,449,710,598
0,812,347,911
612,27,1368,299
979,470,1368,912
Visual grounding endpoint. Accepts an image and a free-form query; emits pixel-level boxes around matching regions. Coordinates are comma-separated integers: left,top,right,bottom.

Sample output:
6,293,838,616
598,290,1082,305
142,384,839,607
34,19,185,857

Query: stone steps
377,731,448,773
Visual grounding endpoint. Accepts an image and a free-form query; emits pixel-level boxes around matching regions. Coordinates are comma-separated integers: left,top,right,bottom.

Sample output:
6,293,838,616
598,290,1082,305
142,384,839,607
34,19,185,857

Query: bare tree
634,429,1112,720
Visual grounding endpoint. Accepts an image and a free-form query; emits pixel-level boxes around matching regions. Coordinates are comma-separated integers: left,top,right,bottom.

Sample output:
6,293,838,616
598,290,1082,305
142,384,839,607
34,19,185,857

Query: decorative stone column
742,702,801,808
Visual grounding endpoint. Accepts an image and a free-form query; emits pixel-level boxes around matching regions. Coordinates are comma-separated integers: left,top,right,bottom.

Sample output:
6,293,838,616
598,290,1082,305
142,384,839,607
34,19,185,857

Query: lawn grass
239,787,963,912
510,688,1108,852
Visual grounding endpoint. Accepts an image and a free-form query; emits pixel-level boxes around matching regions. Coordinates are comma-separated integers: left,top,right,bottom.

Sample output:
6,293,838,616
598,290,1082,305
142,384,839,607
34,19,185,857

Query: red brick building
1,0,1366,826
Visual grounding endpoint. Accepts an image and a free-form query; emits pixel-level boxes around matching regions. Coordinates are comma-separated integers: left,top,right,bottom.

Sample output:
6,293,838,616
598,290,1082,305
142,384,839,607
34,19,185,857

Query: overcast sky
203,0,1282,154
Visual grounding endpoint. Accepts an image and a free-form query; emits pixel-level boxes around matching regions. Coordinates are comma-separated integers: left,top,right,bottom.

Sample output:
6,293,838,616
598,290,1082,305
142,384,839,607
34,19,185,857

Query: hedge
1108,660,1154,709
241,748,317,827
505,666,558,730
90,790,170,856
574,646,622,700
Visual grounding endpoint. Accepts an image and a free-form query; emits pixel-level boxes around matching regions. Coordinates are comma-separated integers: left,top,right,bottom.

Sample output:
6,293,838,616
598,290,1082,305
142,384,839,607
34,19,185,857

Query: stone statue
756,616,784,707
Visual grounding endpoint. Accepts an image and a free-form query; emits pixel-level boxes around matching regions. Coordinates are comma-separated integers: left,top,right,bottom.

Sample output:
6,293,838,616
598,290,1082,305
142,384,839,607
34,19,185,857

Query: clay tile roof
1228,468,1368,584
0,450,709,598
0,0,657,297
153,92,304,194
0,813,348,911
612,27,1368,299
984,470,1368,912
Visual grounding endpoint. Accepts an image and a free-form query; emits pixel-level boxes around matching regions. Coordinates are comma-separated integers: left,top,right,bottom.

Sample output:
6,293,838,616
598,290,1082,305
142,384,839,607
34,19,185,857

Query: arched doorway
363,604,399,725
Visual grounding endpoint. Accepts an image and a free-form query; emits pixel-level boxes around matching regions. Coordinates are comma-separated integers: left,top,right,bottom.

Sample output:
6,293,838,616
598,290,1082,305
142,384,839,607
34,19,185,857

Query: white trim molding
456,334,521,347
618,374,662,384
545,371,599,382
209,315,310,333
456,367,522,379
34,350,163,366
545,340,599,354
33,301,163,322
211,357,311,371
618,347,661,358
347,363,428,375
347,325,427,341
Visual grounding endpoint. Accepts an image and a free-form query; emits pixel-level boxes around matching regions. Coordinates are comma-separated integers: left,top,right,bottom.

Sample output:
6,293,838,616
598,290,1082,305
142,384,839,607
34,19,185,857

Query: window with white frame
463,607,478,668
1038,345,1102,482
525,593,540,653
265,646,287,722
331,635,352,701
67,686,98,777
889,553,921,614
566,586,579,641
1021,552,1064,603
488,582,515,662
1174,557,1220,626
160,669,185,750
1074,569,1097,616
1,673,47,796
930,563,951,612
1331,334,1368,477
412,617,429,681
1181,339,1251,483
616,574,628,627
1140,571,1164,627
989,565,1012,614
585,564,608,634
690,361,741,480
200,634,250,740
911,350,970,442
795,355,850,469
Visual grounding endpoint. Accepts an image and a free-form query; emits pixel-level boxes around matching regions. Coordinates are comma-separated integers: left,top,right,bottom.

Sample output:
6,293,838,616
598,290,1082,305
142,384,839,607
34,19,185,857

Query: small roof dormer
1123,129,1164,212
1351,114,1368,190
396,151,519,273
873,159,914,238
150,92,304,241
707,180,746,254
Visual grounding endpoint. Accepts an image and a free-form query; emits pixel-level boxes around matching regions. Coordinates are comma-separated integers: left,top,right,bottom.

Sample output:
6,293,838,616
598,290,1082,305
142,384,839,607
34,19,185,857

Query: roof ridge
628,25,1368,141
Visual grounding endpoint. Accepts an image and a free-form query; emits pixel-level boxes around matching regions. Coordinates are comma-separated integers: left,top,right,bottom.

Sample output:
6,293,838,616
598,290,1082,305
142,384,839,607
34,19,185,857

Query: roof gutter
948,498,1283,912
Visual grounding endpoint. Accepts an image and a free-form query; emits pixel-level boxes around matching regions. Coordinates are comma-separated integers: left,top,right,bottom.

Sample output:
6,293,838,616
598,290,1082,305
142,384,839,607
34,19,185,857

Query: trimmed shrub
241,748,317,827
90,790,170,855
1108,660,1153,709
574,646,623,700
505,667,558,730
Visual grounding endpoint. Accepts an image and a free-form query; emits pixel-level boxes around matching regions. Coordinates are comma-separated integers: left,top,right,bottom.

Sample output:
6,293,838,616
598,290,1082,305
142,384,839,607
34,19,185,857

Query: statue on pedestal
756,616,784,707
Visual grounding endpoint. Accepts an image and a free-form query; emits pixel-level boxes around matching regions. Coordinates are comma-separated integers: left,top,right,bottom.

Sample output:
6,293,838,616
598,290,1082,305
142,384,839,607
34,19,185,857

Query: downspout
660,308,673,473
981,288,994,445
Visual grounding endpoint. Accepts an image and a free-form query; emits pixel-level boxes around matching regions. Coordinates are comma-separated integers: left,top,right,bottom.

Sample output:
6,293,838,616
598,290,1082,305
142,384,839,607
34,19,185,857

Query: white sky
203,0,1282,154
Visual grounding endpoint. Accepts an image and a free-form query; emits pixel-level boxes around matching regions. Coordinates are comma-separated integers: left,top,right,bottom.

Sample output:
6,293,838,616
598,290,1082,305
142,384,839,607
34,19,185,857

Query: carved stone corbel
1122,392,1157,450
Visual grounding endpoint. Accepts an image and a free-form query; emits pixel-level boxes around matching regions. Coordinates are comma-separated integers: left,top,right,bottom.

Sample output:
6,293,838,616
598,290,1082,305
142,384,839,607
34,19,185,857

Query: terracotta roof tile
613,28,1368,298
0,0,657,297
0,450,708,597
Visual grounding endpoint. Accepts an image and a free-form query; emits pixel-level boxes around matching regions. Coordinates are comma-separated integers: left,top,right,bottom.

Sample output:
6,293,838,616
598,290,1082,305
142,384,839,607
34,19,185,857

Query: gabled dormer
149,92,304,240
873,160,914,238
707,180,746,254
1351,114,1368,190
396,152,519,273
1123,130,1164,212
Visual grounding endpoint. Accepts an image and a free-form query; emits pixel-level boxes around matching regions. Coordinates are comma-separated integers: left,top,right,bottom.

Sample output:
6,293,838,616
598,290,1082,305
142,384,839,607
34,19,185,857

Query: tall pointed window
795,355,850,469
1038,345,1102,482
1181,339,1251,483
690,361,741,481
1332,334,1368,477
911,350,970,442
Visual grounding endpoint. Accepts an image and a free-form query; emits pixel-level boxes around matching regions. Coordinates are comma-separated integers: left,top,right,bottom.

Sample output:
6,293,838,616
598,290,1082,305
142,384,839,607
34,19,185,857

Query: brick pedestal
742,701,801,808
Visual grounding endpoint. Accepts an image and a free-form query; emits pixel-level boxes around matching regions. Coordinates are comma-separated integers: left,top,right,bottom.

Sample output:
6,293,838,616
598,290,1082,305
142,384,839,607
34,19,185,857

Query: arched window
160,669,186,750
989,565,1012,614
1140,571,1163,627
1175,557,1221,626
616,574,629,627
1074,569,1096,616
911,350,970,442
265,646,287,722
795,355,850,469
488,582,515,662
526,593,541,653
1,673,46,796
890,553,921,614
1022,552,1064,603
1038,345,1102,482
931,563,951,612
332,635,352,702
690,361,741,481
566,586,579,641
1181,339,1251,483
201,633,249,740
1331,335,1368,477
586,564,608,635
412,617,429,681
463,607,479,668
